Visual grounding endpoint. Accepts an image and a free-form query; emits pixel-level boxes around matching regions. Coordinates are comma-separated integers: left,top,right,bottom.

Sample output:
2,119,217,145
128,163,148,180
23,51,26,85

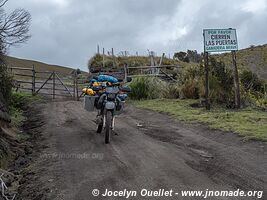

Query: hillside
4,55,88,76
88,45,267,81
88,54,197,78
212,44,267,80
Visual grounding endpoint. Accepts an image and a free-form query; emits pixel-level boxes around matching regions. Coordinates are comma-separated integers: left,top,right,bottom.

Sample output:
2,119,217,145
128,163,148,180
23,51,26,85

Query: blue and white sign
203,29,238,52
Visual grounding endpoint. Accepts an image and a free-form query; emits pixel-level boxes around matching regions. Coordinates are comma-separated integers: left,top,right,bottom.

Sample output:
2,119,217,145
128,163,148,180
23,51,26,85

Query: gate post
53,72,55,99
73,75,76,100
232,50,241,109
72,70,79,101
76,73,79,101
204,52,210,110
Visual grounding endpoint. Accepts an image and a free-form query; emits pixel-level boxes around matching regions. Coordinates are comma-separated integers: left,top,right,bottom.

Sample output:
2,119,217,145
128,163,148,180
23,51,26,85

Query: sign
203,29,238,52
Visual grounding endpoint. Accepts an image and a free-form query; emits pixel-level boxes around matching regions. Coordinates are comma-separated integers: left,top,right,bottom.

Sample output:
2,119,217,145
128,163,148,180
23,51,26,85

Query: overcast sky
4,0,267,71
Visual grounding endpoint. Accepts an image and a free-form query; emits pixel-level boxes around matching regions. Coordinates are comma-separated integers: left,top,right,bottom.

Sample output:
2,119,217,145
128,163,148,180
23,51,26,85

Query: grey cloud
4,0,267,71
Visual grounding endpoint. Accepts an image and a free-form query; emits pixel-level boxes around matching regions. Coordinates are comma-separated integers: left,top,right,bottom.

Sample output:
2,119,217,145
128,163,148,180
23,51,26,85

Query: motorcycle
92,79,131,144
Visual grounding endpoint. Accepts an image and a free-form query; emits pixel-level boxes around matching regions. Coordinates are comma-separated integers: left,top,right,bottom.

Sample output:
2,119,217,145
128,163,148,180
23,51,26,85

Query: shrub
240,69,264,92
163,83,180,99
180,79,200,99
10,92,42,110
0,63,13,106
129,77,166,100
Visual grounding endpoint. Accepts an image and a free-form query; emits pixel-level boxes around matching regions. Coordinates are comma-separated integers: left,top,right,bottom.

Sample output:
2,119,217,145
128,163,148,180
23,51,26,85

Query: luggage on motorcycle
115,100,125,115
121,86,131,93
97,75,118,83
82,88,96,96
84,95,98,112
96,94,106,109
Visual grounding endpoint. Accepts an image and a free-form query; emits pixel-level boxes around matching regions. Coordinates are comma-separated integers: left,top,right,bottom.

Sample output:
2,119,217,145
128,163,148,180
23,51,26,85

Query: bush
0,63,13,106
181,79,200,99
10,92,42,110
163,83,180,99
129,77,166,100
240,69,264,92
176,57,236,105
206,58,234,104
9,92,43,127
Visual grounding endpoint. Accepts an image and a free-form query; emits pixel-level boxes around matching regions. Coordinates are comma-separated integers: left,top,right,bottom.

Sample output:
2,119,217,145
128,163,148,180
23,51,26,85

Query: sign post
231,50,241,108
203,28,240,109
204,52,210,110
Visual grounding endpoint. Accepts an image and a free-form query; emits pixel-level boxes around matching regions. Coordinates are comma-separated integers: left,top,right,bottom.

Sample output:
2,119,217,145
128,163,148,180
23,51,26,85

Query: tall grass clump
129,77,167,100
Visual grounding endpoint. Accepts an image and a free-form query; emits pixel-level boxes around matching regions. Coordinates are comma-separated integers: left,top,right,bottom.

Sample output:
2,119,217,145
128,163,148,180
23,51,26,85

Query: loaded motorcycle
83,77,131,144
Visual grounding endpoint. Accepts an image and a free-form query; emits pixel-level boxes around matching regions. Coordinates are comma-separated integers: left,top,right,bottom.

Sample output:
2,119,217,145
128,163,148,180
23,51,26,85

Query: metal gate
9,66,87,100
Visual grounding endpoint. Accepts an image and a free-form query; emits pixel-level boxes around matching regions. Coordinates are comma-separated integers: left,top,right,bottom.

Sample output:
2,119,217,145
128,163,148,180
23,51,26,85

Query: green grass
10,92,44,128
89,54,197,74
131,99,267,142
5,55,88,81
10,106,25,127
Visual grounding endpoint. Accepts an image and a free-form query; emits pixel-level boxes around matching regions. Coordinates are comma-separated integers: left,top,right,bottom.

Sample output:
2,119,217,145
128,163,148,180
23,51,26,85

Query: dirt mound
0,100,46,200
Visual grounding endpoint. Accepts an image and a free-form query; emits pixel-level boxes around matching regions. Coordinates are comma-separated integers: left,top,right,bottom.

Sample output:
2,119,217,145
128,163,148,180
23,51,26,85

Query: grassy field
131,99,267,142
5,55,82,74
4,55,89,81
213,44,267,80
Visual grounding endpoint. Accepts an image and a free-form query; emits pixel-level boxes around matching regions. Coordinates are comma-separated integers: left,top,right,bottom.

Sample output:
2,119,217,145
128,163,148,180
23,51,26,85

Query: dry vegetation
213,44,267,80
4,55,87,75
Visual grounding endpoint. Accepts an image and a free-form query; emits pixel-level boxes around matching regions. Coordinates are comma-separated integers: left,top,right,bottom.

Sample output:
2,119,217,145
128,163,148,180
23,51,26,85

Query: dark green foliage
129,77,166,100
10,92,42,110
208,57,234,104
240,69,264,92
186,50,201,63
76,68,81,75
173,51,188,62
183,56,190,63
0,61,13,106
173,50,201,63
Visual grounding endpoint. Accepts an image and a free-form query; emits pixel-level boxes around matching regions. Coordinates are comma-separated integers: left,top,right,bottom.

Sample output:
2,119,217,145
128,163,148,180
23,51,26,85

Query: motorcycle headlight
107,93,116,100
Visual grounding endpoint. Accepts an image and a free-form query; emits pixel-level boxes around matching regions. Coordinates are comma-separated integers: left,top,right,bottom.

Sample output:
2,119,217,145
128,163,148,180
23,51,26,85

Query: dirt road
18,100,266,200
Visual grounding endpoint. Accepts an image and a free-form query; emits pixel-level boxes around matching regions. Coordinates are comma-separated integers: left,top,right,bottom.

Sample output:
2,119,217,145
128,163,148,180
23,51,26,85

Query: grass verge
130,99,267,142
10,92,43,128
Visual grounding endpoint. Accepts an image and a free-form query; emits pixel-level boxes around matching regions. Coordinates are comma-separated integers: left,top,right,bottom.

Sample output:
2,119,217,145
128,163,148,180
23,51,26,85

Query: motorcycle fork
112,115,115,130
103,110,115,130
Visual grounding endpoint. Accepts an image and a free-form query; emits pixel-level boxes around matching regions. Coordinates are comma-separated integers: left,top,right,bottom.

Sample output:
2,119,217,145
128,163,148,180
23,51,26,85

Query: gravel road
18,100,266,200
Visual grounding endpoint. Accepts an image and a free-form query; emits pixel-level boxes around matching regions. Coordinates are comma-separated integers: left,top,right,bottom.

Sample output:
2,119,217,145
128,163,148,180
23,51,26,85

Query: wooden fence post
102,48,105,71
124,64,128,82
112,48,115,68
76,74,79,101
32,64,35,95
97,44,100,54
264,83,267,100
204,52,210,110
52,72,55,99
231,50,240,109
73,70,79,101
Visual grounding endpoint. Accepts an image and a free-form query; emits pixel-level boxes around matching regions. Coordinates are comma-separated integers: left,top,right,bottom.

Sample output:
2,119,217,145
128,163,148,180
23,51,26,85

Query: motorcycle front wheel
105,111,112,144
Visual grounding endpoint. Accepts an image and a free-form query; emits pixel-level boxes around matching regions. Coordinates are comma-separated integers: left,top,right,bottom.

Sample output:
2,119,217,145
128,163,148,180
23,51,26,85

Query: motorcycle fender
105,102,115,110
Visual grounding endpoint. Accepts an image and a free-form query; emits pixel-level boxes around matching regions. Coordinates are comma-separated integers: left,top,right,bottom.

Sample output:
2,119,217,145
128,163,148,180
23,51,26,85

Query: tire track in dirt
18,101,266,200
